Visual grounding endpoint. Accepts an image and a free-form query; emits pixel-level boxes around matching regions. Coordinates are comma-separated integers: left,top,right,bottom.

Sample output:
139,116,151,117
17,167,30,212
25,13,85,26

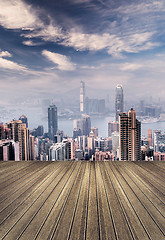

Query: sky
0,0,165,110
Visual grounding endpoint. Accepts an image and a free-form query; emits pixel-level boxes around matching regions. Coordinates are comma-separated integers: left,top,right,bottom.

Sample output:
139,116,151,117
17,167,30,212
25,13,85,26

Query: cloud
22,24,63,42
0,57,27,71
0,0,41,29
0,0,162,58
0,50,51,75
0,0,64,46
0,50,61,76
42,50,76,71
63,32,112,51
108,0,165,40
116,1,165,15
120,63,143,71
61,31,157,57
22,40,42,46
0,50,27,71
0,51,12,58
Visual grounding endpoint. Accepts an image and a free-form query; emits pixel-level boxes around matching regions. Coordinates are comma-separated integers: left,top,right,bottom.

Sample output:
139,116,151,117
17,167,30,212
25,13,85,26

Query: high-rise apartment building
29,135,35,160
0,124,11,140
147,129,153,147
80,81,85,113
7,120,22,142
18,123,29,161
115,84,124,121
7,120,29,160
48,104,58,141
19,115,28,128
119,108,141,161
0,140,15,161
87,131,95,157
111,131,119,157
49,139,74,160
154,130,165,152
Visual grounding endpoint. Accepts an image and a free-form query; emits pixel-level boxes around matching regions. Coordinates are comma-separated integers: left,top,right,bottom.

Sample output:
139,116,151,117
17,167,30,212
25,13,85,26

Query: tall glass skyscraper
80,81,85,113
115,84,124,121
48,104,58,141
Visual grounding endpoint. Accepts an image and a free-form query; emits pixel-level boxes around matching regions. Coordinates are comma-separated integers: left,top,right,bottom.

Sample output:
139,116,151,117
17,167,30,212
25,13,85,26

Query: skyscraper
147,129,153,147
115,84,124,121
19,115,28,128
108,121,119,137
29,135,35,160
18,123,29,161
119,108,141,161
7,120,29,160
82,114,91,136
73,114,91,136
80,81,85,113
48,104,58,141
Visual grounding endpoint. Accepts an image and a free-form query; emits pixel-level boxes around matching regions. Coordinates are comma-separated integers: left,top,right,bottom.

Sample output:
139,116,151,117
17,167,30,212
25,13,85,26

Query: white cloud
0,57,27,71
63,32,112,51
0,51,12,58
0,0,41,29
120,63,143,71
0,0,162,58
62,30,157,57
22,40,42,46
0,0,64,47
0,50,27,71
22,24,63,42
116,1,165,15
42,50,76,71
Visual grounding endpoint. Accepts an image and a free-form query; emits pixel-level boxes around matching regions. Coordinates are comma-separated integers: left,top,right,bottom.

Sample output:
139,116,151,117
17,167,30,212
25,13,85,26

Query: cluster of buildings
0,83,164,161
0,116,32,161
138,100,161,118
141,129,165,161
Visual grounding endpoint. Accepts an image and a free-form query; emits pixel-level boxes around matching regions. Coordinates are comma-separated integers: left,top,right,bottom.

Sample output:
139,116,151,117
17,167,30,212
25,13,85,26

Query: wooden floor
0,161,164,240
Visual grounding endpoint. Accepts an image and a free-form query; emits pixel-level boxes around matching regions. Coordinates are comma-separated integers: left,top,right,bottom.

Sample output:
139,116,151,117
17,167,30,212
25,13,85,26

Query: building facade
153,130,165,152
147,129,153,147
7,120,29,160
48,104,58,140
115,84,124,121
119,108,141,161
108,121,119,137
19,115,28,128
73,115,91,136
49,139,74,161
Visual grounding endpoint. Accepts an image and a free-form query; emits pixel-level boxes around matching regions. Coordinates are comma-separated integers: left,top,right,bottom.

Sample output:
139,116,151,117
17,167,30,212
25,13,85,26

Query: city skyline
0,82,164,161
0,0,165,108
